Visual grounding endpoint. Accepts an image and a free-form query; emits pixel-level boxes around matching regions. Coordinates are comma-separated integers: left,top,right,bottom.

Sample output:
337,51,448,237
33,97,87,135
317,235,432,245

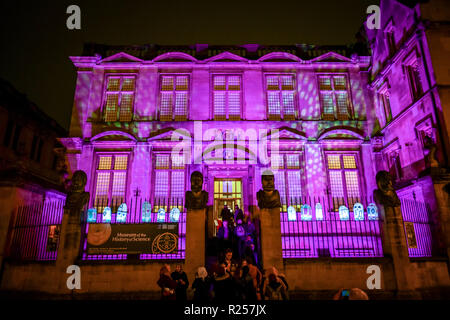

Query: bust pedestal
185,208,206,280
257,207,283,271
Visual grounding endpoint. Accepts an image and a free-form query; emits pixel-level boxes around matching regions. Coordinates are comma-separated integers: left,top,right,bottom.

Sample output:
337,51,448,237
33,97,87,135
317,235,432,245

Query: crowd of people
157,205,289,301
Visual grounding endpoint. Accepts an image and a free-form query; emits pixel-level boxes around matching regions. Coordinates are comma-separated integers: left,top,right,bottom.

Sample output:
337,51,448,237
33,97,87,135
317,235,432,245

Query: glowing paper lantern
287,206,297,221
87,208,97,223
102,207,112,223
315,203,323,220
338,205,349,220
170,207,181,222
353,203,364,221
116,203,128,223
301,204,312,221
141,202,152,222
367,203,379,220
157,208,166,223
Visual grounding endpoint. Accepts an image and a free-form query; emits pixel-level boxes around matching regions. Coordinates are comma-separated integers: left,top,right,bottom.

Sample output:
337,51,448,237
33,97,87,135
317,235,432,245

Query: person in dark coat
234,205,244,224
212,264,235,302
238,265,257,301
171,264,189,301
217,220,233,253
192,266,211,302
264,273,288,300
157,264,177,300
220,204,233,223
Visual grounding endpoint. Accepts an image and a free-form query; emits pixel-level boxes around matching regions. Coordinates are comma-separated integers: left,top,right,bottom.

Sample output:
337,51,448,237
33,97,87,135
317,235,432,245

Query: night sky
0,0,376,130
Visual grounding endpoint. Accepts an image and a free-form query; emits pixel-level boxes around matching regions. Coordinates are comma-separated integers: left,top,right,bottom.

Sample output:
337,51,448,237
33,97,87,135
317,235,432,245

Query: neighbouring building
1,0,449,299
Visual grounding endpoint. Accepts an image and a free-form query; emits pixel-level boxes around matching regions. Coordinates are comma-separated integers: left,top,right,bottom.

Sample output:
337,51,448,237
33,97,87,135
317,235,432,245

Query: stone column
375,171,420,299
257,208,283,271
184,208,206,279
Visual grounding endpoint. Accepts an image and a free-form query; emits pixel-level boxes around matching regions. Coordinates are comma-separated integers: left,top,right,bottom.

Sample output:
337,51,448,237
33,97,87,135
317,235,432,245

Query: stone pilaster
257,207,283,272
185,208,206,280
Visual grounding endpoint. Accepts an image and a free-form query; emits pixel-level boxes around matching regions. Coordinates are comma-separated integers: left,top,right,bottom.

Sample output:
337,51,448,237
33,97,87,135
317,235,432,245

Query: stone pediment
262,127,307,140
311,51,352,63
204,51,248,63
98,52,143,64
147,127,191,141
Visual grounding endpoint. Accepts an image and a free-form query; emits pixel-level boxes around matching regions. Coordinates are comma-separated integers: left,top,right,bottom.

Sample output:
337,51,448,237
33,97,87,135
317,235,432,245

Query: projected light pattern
281,200,383,258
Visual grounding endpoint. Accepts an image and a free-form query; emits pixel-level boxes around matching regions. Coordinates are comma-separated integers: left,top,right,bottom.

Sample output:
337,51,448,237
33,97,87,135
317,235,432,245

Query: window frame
317,73,353,121
158,73,190,121
151,152,187,212
324,151,364,211
264,73,297,120
101,74,137,122
91,152,131,212
211,74,243,120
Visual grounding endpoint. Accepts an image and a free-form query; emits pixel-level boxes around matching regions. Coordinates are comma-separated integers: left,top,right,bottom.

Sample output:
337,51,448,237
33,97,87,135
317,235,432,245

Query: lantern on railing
102,207,112,223
157,208,166,222
87,208,97,223
301,204,312,221
116,203,127,223
353,203,364,221
339,205,349,220
287,206,297,221
315,203,323,220
141,201,152,222
170,207,181,222
367,203,379,220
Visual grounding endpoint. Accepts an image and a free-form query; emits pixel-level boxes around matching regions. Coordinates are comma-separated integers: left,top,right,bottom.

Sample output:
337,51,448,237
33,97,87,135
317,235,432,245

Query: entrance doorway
212,178,243,236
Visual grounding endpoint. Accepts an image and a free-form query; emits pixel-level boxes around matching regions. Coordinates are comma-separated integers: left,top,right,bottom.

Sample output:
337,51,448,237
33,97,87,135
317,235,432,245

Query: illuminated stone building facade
1,0,449,299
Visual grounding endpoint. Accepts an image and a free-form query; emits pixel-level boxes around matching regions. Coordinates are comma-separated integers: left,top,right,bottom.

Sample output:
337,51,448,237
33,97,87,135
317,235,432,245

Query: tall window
405,59,422,101
271,154,303,211
30,135,44,162
3,120,14,148
103,76,136,122
318,75,351,120
326,154,361,210
387,151,402,182
266,75,296,120
213,75,242,120
386,31,396,56
379,85,392,126
93,154,129,212
159,75,189,121
153,154,185,211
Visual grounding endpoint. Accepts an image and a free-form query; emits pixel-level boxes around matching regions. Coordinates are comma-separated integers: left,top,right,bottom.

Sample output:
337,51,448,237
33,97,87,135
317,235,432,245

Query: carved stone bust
185,171,208,210
64,170,90,214
257,170,281,209
373,170,400,208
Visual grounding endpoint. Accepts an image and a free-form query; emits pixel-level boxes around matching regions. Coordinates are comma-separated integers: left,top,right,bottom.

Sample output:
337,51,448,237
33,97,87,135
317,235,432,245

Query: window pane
105,94,119,121
319,76,332,90
287,171,302,201
268,91,281,115
114,155,128,170
174,92,187,117
228,91,241,117
155,154,170,169
228,76,241,91
175,76,189,91
119,94,133,122
343,155,356,169
171,171,185,198
172,155,185,169
107,78,120,91
281,76,294,90
98,156,112,170
95,172,110,198
320,92,334,115
111,172,126,197
214,76,226,90
160,92,173,118
161,76,174,91
286,155,300,169
274,171,286,205
282,91,295,115
333,76,347,90
122,78,135,91
266,76,279,90
345,171,361,201
214,91,226,116
327,155,341,169
329,171,345,198
336,92,348,115
154,171,169,197
271,154,284,170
